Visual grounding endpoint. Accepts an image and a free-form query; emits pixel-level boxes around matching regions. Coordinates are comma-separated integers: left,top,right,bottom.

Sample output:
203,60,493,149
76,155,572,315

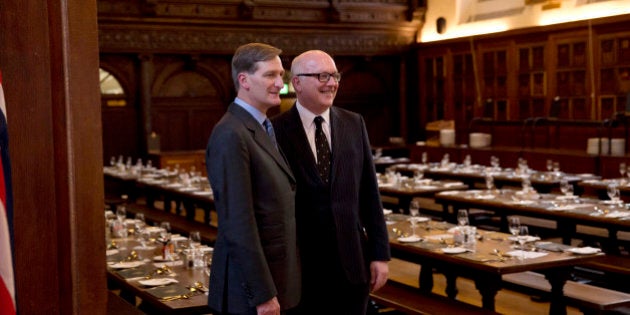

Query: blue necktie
263,119,278,149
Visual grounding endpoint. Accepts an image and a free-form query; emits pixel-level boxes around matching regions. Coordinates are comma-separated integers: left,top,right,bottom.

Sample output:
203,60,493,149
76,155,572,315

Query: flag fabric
0,69,16,315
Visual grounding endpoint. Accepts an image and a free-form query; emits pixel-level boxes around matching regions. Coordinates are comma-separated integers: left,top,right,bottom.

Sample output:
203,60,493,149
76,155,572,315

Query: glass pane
99,68,125,95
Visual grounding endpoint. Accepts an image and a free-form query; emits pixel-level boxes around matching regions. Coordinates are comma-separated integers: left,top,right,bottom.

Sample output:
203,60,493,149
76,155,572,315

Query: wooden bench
503,271,630,315
577,255,630,293
107,291,145,315
125,203,218,245
370,280,500,315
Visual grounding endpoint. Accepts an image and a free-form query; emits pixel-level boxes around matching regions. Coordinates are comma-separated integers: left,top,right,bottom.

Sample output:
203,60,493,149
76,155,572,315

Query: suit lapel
329,108,343,185
228,103,294,181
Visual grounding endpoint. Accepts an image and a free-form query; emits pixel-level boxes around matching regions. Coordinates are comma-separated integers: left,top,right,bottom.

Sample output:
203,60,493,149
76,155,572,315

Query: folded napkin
145,284,190,299
415,185,438,190
549,205,578,211
153,260,184,268
474,194,495,200
444,182,464,187
535,242,572,252
115,265,151,279
424,234,453,241
506,250,548,259
567,247,601,255
605,211,630,218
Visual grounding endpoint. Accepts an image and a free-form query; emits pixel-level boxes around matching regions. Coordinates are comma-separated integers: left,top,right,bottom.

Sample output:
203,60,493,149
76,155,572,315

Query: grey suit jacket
206,103,300,313
272,105,390,284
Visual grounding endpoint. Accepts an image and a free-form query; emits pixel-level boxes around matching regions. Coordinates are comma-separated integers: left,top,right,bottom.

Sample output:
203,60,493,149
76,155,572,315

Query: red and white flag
0,69,16,315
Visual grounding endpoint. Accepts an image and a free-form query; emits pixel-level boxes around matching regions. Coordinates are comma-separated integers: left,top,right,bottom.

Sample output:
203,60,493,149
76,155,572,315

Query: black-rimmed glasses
296,72,341,82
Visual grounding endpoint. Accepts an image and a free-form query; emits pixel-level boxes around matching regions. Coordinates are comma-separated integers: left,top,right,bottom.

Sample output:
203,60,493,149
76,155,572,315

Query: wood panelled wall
0,0,106,314
98,0,426,162
411,14,630,150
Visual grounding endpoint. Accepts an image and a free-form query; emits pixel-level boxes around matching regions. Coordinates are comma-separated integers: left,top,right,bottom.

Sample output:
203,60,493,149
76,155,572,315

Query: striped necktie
263,119,277,149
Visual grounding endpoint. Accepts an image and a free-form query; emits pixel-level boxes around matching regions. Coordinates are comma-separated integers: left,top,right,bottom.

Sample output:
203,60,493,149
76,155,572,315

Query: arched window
100,68,126,106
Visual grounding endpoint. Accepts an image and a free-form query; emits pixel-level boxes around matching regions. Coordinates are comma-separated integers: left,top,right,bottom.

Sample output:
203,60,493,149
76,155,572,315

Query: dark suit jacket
272,105,390,285
206,103,300,314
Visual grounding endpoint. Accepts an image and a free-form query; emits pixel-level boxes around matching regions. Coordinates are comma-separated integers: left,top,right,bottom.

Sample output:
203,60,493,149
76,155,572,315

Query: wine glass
115,205,126,222
457,209,469,226
508,216,521,238
607,183,620,203
485,173,494,191
189,230,202,248
559,178,573,197
517,225,529,260
159,221,171,243
408,200,421,236
159,221,173,260
421,152,428,165
546,159,553,172
621,162,627,178
413,170,424,182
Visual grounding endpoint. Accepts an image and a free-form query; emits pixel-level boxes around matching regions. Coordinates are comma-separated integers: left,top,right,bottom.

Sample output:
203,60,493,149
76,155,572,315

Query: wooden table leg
474,274,501,311
544,268,570,315
418,263,434,293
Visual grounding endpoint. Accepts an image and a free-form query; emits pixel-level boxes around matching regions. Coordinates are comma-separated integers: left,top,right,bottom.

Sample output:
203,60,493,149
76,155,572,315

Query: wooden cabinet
517,44,547,119
148,150,206,175
598,35,630,120
413,17,630,153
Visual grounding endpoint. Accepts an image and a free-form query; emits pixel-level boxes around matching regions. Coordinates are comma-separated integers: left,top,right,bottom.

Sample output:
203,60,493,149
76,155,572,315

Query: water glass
607,183,620,202
517,225,530,260
457,209,469,226
116,205,126,222
189,230,201,248
508,216,521,237
485,173,494,191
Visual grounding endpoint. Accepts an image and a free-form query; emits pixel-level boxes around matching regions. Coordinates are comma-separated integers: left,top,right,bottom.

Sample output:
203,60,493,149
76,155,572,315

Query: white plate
193,191,212,196
568,247,601,255
144,226,164,233
383,209,393,215
138,278,178,287
397,236,422,243
507,236,540,243
109,261,145,269
600,200,621,205
441,247,467,254
555,195,578,200
407,217,430,223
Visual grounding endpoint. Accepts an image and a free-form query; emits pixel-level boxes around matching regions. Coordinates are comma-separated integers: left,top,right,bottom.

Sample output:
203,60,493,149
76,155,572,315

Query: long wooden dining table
390,163,599,194
378,178,468,213
386,215,604,315
106,237,213,315
433,189,630,253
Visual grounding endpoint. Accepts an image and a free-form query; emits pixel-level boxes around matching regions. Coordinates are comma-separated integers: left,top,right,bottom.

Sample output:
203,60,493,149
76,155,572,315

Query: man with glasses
272,50,390,314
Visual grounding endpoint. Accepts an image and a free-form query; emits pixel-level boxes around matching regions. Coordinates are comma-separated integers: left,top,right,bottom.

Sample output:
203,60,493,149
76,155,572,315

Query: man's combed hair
231,43,282,91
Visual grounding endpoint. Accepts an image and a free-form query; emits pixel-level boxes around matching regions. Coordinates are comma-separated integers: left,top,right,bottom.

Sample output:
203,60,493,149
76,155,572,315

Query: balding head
290,50,339,115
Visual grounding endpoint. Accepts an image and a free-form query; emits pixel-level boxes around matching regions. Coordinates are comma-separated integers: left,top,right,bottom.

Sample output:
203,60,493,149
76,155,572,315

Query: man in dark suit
206,43,300,315
272,50,390,315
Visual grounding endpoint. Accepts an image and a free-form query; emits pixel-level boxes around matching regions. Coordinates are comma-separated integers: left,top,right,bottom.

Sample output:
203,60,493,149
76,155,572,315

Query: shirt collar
296,101,330,128
234,97,267,125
